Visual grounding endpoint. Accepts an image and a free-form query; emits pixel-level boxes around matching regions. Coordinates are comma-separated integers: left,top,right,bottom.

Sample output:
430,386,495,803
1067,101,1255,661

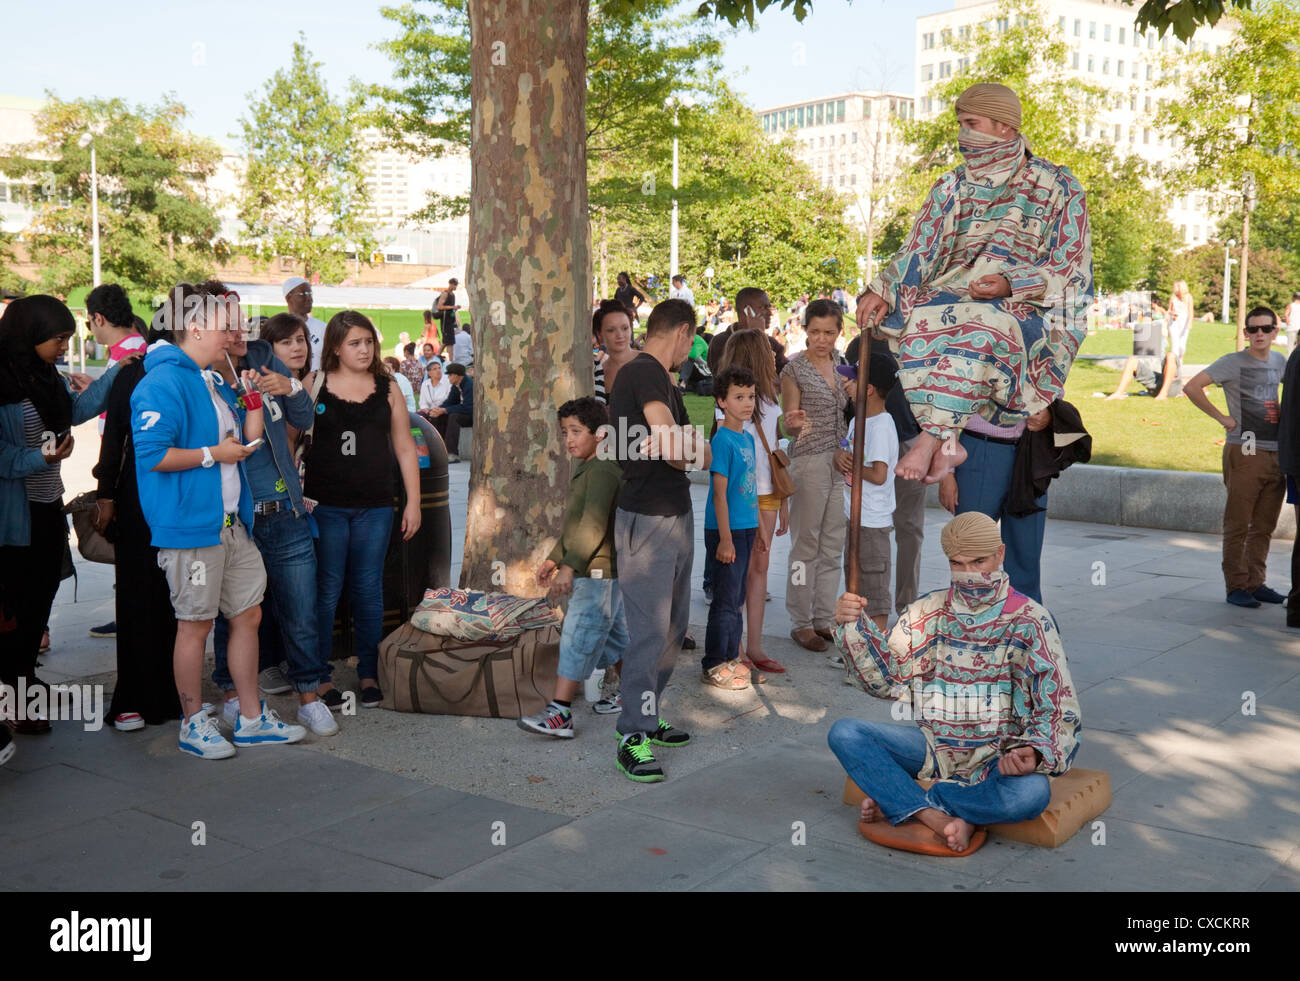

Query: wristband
238,390,263,411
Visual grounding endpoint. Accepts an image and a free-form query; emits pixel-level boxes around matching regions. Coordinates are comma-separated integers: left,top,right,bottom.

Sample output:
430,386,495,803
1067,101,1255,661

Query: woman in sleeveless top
304,311,421,710
779,299,849,652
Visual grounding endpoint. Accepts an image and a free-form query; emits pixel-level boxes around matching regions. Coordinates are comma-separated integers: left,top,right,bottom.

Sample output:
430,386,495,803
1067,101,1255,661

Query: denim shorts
557,576,631,682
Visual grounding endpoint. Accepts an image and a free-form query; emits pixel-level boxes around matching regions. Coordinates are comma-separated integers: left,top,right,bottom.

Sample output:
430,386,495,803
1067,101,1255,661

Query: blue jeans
955,432,1047,603
703,527,756,671
314,504,394,684
827,719,1051,826
213,510,320,694
556,578,629,682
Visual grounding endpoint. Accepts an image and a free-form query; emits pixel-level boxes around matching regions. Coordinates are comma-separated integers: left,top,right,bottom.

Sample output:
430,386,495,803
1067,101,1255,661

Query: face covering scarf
957,127,1031,188
949,569,1010,612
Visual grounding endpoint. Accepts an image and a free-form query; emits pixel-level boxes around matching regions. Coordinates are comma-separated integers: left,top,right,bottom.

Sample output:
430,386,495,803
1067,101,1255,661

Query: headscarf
940,511,1003,560
0,295,75,434
954,82,1022,130
958,128,1032,188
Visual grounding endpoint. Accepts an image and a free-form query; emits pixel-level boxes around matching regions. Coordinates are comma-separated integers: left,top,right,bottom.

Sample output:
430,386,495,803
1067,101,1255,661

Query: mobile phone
243,437,265,450
56,429,71,443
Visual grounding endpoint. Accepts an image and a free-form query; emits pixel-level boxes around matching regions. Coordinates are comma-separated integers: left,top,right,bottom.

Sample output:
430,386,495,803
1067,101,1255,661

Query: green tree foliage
1154,1,1300,328
0,96,221,298
672,0,1249,41
886,0,1180,293
1159,241,1295,316
237,36,376,282
605,88,863,305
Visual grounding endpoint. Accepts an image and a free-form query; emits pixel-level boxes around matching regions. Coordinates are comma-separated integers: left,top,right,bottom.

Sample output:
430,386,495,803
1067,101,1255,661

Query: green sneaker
650,717,690,747
616,731,665,783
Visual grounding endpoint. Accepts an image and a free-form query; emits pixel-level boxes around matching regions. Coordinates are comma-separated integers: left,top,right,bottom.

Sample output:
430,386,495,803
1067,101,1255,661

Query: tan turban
940,512,1004,560
954,83,1022,131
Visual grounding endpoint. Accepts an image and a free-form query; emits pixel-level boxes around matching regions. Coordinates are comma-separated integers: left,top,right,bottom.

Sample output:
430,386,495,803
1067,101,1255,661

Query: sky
3,0,925,146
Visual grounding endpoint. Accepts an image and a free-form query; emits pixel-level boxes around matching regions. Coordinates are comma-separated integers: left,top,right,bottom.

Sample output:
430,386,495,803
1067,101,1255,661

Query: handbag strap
296,371,327,462
753,413,777,458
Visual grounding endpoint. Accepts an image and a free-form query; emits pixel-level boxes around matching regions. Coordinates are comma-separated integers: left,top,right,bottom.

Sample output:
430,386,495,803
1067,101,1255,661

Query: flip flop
858,818,987,857
744,655,785,674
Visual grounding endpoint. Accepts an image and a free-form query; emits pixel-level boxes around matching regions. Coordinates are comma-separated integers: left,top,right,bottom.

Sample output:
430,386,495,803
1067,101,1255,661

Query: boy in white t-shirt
835,355,900,631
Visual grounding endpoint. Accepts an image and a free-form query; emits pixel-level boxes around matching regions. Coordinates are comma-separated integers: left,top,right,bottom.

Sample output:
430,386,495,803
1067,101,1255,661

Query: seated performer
857,83,1093,483
828,512,1081,854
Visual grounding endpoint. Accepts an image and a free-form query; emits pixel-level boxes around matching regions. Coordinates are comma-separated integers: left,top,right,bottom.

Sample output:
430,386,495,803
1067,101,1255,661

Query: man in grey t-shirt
1184,306,1287,608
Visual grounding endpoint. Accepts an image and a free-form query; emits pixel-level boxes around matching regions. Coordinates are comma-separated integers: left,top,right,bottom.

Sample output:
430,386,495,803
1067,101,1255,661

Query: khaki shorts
756,493,783,512
157,521,267,622
843,524,893,617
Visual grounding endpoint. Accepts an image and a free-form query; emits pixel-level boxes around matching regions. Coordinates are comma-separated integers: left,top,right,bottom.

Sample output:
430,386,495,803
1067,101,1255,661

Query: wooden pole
845,325,871,595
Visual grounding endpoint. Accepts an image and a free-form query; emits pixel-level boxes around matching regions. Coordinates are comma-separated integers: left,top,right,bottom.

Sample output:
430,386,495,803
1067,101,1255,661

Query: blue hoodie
131,343,254,548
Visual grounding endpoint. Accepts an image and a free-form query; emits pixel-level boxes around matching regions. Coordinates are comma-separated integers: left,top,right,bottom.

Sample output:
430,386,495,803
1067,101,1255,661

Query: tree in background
1154,1,1300,348
237,36,377,282
0,96,221,298
880,0,1179,295
1159,242,1295,320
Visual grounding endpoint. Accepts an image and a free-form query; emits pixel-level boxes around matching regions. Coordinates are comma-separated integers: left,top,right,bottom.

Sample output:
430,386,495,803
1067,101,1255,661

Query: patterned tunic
833,572,1082,786
780,352,847,458
869,148,1093,439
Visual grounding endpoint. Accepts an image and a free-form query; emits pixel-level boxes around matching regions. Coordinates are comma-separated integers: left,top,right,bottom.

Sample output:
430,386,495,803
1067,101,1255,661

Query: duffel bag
378,621,560,718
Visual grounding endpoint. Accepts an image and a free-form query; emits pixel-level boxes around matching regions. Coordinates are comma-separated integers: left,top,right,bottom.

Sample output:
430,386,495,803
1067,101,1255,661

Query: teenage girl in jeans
305,311,421,709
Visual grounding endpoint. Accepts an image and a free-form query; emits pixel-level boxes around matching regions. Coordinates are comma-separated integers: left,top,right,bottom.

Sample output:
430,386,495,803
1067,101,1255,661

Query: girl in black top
614,272,647,326
304,311,421,709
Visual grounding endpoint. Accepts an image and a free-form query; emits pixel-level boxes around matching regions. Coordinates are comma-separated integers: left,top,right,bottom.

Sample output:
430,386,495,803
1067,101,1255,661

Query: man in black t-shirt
607,298,709,782
436,278,460,350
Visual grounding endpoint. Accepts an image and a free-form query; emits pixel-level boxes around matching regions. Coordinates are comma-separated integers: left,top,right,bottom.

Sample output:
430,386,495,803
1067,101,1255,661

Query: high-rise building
757,91,916,270
915,0,1236,247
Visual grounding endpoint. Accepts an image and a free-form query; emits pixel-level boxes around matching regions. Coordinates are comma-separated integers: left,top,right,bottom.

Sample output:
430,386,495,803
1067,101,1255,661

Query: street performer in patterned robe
857,83,1093,484
828,512,1081,854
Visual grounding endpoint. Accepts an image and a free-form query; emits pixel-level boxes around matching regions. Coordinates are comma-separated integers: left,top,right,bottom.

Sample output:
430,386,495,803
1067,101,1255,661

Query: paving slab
137,754,429,850
157,835,442,892
0,763,156,847
1,808,251,892
431,809,766,891
304,788,567,879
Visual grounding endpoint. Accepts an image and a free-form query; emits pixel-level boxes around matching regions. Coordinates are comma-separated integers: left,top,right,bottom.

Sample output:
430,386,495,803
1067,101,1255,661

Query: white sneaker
219,697,241,729
297,699,340,736
258,665,292,695
233,701,306,746
178,712,236,760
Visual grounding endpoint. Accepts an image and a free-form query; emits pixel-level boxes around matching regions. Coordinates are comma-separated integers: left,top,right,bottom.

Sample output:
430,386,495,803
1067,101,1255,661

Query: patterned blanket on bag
411,587,558,642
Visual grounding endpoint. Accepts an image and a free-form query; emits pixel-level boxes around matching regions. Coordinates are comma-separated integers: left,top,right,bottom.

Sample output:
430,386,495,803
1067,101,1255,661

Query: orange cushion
858,819,988,857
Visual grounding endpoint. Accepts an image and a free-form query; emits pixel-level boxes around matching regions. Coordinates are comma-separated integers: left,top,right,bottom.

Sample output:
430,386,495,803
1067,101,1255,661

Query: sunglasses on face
1245,323,1276,334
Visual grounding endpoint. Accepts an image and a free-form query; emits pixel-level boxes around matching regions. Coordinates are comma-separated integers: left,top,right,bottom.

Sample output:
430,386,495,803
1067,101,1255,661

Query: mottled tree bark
461,0,593,595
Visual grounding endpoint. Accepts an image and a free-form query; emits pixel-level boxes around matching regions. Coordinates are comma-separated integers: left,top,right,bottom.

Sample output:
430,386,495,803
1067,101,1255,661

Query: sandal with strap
701,660,752,690
737,658,769,684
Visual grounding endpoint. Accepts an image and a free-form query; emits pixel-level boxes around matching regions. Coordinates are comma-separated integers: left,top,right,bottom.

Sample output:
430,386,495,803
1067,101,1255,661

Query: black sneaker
0,724,14,768
650,718,690,747
88,621,116,638
616,731,665,783
319,688,345,712
360,685,383,708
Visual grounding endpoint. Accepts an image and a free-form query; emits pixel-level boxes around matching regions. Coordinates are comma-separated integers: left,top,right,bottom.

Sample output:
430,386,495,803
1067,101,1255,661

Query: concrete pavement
2,424,1297,891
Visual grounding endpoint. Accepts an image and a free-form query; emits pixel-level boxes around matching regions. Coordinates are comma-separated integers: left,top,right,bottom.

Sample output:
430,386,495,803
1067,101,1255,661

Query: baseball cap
281,276,309,297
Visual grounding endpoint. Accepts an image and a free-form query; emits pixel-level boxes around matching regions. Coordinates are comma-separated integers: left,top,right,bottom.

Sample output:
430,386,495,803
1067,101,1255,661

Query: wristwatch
289,376,303,395
201,446,215,469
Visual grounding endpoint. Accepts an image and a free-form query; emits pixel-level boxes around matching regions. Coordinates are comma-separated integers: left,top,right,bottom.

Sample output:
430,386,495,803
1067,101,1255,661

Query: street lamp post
77,132,101,288
665,94,695,280
1223,238,1237,325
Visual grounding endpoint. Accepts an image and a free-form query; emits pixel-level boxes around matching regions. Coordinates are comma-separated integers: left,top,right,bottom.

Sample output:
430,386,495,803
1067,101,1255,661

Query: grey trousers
892,436,927,613
614,507,694,736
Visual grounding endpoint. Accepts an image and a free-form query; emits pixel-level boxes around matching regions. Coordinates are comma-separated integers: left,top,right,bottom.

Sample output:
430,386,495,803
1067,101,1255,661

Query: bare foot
923,436,966,484
1104,392,1128,401
896,431,940,481
860,796,884,823
941,816,975,852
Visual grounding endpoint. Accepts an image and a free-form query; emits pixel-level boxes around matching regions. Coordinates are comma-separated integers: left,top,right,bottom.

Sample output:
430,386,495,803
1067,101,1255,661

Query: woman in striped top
0,296,132,731
779,298,849,653
592,299,637,404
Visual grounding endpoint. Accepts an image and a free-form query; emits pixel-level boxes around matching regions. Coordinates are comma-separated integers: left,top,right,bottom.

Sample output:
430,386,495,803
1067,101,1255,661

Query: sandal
744,654,785,674
701,660,752,690
737,659,769,684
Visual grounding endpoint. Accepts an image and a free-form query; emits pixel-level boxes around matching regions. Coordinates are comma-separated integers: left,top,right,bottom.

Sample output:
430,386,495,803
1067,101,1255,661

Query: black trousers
445,412,473,457
1289,504,1300,625
0,500,68,688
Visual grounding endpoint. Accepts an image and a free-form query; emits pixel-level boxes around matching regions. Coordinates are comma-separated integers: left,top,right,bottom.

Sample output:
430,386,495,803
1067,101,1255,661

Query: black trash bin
329,412,453,658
